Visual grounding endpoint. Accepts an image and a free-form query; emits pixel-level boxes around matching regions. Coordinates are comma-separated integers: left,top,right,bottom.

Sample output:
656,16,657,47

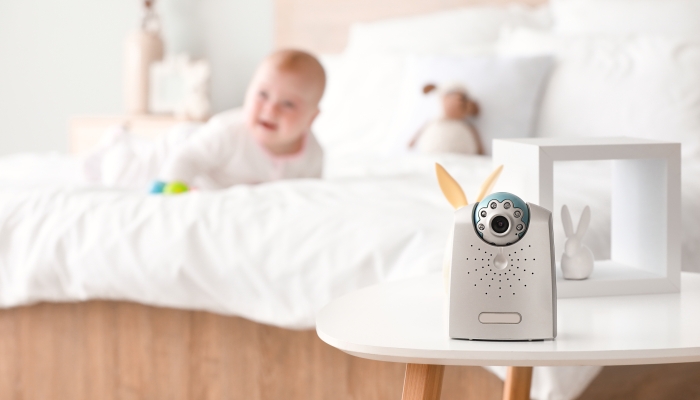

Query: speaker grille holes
465,238,545,298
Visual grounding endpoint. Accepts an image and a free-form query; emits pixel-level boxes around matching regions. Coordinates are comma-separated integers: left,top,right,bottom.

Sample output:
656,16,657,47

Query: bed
3,0,700,399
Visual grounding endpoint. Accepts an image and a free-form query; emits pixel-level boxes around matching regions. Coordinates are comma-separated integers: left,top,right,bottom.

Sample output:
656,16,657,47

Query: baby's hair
267,49,326,102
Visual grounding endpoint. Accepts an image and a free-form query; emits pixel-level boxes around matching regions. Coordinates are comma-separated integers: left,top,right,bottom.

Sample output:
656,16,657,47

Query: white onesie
159,109,323,189
83,108,324,190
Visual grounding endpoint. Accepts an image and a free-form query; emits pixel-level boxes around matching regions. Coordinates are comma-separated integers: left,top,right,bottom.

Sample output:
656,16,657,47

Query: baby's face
244,65,320,154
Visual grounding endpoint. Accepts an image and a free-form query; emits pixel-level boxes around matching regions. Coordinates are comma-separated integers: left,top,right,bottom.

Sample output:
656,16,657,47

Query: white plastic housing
448,203,557,341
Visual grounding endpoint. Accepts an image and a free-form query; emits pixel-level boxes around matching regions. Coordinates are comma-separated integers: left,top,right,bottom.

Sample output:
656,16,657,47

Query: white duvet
1,151,699,400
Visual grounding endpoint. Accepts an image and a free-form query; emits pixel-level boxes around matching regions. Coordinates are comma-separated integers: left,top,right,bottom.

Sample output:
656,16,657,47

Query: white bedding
2,152,700,324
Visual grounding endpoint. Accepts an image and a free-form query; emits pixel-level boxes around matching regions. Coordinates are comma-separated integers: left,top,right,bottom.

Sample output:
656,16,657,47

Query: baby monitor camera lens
491,215,510,234
472,192,529,246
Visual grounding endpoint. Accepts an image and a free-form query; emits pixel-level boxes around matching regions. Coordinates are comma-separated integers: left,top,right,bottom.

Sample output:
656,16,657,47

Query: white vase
124,29,164,114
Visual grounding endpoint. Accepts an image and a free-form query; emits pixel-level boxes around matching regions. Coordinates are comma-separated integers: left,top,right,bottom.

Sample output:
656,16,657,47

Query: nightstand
317,272,700,400
68,114,193,155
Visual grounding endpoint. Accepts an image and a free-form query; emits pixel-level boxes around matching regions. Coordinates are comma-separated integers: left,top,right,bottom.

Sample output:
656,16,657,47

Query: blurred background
0,0,273,155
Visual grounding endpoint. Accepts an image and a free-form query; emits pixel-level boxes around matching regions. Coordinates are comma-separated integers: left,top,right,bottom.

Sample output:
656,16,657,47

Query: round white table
316,272,700,400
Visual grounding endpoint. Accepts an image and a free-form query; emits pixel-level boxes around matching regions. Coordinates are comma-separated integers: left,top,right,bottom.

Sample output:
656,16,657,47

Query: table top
316,272,700,367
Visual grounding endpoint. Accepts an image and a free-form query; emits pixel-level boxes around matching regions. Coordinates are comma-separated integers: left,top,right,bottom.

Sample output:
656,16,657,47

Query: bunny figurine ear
561,205,574,238
576,206,591,239
435,163,468,209
475,165,504,203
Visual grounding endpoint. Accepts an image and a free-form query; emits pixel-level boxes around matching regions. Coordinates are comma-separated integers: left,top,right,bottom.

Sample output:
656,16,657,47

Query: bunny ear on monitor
561,205,574,238
576,206,591,239
475,165,504,203
435,163,468,209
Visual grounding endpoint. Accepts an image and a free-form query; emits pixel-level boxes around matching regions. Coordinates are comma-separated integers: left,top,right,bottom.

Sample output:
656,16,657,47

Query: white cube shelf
492,137,681,298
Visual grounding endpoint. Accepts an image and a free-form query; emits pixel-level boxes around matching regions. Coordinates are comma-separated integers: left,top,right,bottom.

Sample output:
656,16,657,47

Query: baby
85,49,325,192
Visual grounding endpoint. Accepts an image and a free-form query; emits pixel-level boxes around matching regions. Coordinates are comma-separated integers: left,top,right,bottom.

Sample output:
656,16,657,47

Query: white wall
0,0,273,155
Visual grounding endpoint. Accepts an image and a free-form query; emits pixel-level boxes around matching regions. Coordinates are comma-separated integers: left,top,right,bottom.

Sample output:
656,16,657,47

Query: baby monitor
435,164,557,341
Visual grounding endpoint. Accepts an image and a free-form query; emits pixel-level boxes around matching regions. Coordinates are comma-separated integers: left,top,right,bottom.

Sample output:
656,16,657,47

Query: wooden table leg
503,366,533,400
401,363,445,400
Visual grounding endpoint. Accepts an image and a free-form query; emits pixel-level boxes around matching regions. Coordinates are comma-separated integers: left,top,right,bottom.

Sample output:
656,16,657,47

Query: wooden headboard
275,0,547,54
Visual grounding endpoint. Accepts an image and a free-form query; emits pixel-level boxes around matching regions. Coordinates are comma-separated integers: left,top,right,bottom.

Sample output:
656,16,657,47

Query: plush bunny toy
409,82,484,155
561,205,594,280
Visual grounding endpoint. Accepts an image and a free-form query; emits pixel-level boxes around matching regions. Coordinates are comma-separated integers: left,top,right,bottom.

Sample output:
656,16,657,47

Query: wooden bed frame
5,0,699,399
2,299,699,399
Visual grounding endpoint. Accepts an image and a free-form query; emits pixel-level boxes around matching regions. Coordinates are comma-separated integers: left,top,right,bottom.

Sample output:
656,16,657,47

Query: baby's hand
150,180,189,195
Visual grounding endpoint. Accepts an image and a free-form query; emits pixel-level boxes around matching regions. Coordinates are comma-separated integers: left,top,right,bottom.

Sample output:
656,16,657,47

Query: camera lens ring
490,215,510,235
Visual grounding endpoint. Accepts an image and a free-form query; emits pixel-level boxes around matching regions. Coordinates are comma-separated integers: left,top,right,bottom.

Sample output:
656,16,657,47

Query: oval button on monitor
478,312,522,324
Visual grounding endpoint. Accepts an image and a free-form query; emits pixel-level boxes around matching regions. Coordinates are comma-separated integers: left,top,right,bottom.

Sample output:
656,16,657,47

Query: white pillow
496,27,557,56
346,5,551,55
506,30,700,156
313,53,407,158
552,0,700,36
387,55,553,155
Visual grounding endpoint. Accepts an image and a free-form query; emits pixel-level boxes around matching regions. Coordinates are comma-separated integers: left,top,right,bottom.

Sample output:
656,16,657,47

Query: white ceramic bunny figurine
561,205,594,280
